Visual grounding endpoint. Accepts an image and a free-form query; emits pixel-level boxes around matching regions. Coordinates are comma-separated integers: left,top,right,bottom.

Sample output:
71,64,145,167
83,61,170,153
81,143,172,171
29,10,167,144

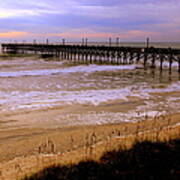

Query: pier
1,43,180,72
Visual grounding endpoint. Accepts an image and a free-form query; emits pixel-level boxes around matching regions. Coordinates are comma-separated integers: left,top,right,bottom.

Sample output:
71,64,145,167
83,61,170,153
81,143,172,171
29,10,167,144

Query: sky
0,0,180,42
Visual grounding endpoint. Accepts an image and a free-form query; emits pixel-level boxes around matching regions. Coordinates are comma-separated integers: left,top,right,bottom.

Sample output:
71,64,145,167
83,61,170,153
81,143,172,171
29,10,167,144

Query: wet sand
0,107,180,163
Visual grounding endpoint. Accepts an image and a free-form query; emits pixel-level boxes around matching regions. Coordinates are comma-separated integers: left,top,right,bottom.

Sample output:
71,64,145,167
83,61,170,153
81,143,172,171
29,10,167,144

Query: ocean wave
0,64,141,77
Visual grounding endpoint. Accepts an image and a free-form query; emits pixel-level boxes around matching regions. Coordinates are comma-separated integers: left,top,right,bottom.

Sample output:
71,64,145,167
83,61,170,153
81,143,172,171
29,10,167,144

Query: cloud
0,31,31,38
0,0,179,41
47,29,157,39
0,28,157,41
0,27,179,42
0,10,39,18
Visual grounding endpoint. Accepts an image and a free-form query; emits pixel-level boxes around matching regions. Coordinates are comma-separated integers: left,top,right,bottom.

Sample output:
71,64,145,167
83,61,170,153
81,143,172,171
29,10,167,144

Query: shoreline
0,112,180,163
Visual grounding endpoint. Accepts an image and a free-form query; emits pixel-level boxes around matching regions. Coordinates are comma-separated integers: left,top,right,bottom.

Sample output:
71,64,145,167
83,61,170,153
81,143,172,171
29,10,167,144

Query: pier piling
1,43,180,73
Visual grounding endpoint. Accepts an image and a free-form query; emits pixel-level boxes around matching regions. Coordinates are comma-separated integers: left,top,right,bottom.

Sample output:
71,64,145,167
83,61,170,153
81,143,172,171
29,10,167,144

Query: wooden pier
1,43,180,72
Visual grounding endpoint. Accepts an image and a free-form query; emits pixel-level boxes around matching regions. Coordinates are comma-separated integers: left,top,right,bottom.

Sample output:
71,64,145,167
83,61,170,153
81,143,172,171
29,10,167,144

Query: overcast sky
0,0,180,42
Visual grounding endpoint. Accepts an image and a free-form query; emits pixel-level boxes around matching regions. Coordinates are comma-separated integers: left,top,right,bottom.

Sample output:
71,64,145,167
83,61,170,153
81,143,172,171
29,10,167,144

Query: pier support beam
136,53,140,63
1,43,180,76
168,48,173,74
178,56,180,74
160,54,164,71
151,52,156,68
144,53,148,68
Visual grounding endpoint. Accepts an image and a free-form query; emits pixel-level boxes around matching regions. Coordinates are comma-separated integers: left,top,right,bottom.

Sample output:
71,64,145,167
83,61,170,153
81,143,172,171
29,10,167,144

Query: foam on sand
0,81,180,112
0,64,141,78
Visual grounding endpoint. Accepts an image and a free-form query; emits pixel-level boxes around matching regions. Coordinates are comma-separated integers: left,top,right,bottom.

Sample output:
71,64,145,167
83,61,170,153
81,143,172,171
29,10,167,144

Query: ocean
0,55,179,129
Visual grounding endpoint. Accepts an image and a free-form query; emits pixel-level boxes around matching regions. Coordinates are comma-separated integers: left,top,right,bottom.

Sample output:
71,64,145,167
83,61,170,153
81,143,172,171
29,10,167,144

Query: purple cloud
0,0,179,41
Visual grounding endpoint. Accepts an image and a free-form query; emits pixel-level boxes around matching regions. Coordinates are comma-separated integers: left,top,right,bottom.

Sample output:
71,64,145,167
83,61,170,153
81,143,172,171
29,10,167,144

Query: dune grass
23,137,180,180
0,113,179,180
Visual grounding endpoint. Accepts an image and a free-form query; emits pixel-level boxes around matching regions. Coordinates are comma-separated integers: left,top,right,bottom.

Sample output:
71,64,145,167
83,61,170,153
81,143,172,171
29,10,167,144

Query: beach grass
23,133,180,180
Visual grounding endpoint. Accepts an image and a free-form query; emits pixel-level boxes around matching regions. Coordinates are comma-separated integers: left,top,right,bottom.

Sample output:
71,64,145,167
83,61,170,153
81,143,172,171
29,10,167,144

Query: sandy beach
0,56,179,164
0,0,180,179
0,112,180,179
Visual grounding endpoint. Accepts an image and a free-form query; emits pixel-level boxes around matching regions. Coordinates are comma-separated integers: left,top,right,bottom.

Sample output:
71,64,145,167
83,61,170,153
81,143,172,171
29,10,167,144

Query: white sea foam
141,81,180,93
0,58,63,67
55,111,136,126
0,88,135,110
0,64,141,78
0,81,180,113
0,57,179,127
51,109,169,126
167,97,180,101
155,61,179,68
